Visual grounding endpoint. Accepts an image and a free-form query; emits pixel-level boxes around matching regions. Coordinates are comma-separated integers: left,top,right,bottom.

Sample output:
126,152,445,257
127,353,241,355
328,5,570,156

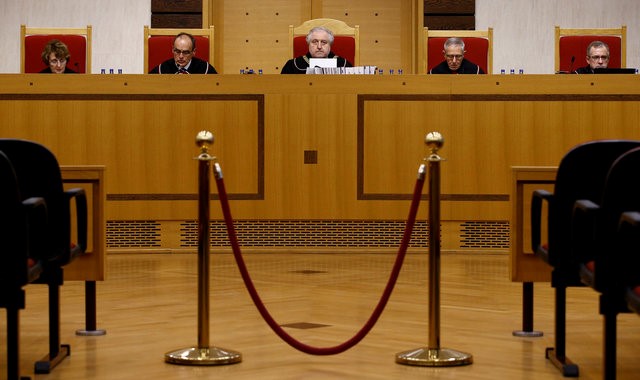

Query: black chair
530,140,640,377
0,150,47,380
0,139,88,374
572,146,640,380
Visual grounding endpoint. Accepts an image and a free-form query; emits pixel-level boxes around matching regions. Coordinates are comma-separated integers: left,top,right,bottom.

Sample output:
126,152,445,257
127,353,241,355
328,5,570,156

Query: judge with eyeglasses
574,41,610,74
150,32,217,74
281,26,353,74
429,37,484,74
40,39,76,74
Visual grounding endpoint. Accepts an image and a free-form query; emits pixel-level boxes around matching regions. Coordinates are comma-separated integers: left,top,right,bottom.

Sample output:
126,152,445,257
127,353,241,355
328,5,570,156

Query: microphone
568,56,575,73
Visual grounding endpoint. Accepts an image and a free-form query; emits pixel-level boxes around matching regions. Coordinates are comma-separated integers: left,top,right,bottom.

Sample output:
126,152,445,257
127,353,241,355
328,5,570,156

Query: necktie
177,68,188,74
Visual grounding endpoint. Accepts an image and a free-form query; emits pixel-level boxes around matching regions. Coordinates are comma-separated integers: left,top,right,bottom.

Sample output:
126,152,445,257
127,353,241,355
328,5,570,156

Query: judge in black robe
281,52,351,74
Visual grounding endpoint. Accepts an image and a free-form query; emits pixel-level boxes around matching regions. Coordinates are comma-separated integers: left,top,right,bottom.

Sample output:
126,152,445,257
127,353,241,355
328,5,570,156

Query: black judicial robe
281,52,352,74
39,67,76,73
150,57,217,74
574,65,596,74
429,59,484,74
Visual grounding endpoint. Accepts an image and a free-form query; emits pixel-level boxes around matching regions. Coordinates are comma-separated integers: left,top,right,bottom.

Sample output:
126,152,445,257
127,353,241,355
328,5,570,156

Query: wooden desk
0,74,638,254
510,166,557,282
61,165,105,281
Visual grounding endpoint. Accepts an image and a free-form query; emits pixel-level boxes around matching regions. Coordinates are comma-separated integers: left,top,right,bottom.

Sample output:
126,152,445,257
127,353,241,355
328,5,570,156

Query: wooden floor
2,252,640,380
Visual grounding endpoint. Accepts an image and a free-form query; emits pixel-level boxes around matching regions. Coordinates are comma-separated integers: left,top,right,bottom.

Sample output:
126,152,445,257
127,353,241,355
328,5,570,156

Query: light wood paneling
321,0,413,72
1,74,639,253
217,1,306,74
210,0,421,73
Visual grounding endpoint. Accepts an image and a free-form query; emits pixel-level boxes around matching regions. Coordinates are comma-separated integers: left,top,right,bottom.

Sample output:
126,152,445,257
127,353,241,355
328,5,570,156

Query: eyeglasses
173,48,193,56
589,55,609,61
310,39,329,47
49,58,67,66
445,54,464,60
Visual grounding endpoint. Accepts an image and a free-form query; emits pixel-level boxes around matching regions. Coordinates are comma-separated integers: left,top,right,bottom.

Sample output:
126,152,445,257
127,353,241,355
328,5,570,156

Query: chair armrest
619,211,640,228
571,199,600,264
22,196,47,211
22,197,49,283
618,211,640,272
65,187,88,255
573,199,601,288
531,189,553,253
22,196,48,262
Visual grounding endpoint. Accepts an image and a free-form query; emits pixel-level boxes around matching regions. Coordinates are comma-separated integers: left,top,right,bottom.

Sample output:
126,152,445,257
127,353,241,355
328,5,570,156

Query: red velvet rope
213,162,426,355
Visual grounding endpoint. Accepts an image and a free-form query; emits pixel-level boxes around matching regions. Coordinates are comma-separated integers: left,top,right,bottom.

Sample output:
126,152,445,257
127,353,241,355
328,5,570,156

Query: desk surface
2,73,640,96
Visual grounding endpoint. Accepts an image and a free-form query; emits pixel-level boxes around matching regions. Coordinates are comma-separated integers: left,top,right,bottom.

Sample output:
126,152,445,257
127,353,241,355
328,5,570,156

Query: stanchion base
165,346,242,366
395,347,473,367
76,329,107,336
512,330,543,337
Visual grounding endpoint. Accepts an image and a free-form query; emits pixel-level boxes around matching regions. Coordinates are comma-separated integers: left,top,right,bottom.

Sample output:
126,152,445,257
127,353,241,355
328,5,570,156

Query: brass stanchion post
396,132,473,367
164,131,242,366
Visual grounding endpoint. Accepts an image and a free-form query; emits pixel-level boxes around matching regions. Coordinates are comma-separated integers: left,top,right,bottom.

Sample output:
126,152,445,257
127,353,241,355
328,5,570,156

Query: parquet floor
2,252,639,379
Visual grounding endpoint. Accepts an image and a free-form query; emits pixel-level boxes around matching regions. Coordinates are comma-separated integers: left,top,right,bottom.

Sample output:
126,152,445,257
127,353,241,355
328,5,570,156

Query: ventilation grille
460,221,509,249
105,220,510,251
107,220,161,248
179,220,430,248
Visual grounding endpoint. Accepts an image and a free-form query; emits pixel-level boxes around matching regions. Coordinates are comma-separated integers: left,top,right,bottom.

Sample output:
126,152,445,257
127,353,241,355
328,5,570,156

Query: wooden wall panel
424,0,474,13
210,0,421,73
152,0,202,12
321,0,411,73
151,14,203,29
424,0,475,30
218,1,306,74
152,0,203,28
4,74,639,253
424,15,475,30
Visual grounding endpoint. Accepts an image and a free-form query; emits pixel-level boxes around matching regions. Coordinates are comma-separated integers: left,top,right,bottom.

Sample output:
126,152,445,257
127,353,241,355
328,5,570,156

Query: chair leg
546,285,579,377
603,310,617,380
34,268,70,374
7,306,21,380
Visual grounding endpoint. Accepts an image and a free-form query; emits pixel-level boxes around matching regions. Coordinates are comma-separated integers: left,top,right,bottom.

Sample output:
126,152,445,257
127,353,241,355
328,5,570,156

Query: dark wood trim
151,0,201,13
151,0,202,28
425,0,475,14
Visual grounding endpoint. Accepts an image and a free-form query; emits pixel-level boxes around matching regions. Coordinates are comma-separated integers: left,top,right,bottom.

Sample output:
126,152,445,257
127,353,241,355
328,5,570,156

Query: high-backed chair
290,18,359,66
21,24,92,73
424,27,493,74
555,25,627,73
572,146,640,380
0,151,47,380
144,25,215,73
0,139,88,374
530,140,640,377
